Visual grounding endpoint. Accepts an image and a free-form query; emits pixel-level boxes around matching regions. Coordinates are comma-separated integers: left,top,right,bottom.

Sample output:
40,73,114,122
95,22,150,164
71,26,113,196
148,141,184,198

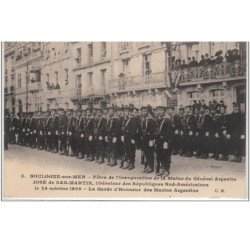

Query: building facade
4,42,247,113
171,42,247,112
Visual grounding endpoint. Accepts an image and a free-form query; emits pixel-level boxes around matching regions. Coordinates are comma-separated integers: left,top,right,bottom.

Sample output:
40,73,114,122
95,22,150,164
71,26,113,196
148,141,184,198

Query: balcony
108,72,167,93
46,89,75,100
174,61,246,86
28,82,42,91
9,86,15,93
75,85,105,99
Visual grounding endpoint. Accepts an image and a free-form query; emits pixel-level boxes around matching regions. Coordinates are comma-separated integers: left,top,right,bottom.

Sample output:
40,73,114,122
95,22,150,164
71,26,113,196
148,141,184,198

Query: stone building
171,42,247,113
4,42,247,113
41,42,75,110
71,42,110,109
108,42,172,107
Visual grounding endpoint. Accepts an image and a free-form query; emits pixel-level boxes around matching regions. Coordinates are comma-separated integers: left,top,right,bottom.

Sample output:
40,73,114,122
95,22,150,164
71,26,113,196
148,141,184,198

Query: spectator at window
210,56,216,66
215,50,223,64
225,49,233,63
190,57,198,67
51,83,55,90
232,49,241,62
181,60,187,69
175,59,181,70
199,55,205,66
204,54,211,67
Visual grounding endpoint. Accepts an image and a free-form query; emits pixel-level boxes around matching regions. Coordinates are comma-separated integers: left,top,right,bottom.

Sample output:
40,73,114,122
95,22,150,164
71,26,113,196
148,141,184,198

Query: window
101,69,106,85
55,71,58,85
101,42,106,58
188,91,200,100
17,73,21,88
76,74,82,97
120,42,129,51
122,59,130,75
144,54,151,75
210,89,224,98
46,74,50,83
88,43,93,63
76,48,81,64
88,72,93,86
65,69,68,84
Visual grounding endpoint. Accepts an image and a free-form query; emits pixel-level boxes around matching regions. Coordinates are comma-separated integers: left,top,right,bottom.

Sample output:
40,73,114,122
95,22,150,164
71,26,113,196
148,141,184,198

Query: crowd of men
4,100,246,177
172,49,242,70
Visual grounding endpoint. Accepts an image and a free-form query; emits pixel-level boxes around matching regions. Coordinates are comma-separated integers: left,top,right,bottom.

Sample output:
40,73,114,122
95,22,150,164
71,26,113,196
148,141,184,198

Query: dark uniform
66,110,76,157
172,111,183,155
45,111,53,151
75,111,86,159
106,108,122,167
30,112,38,148
227,104,245,162
85,112,95,161
58,109,68,155
155,107,174,177
4,110,11,150
95,112,107,163
9,113,19,144
186,111,197,157
25,113,31,147
37,111,45,150
51,111,60,153
141,107,156,173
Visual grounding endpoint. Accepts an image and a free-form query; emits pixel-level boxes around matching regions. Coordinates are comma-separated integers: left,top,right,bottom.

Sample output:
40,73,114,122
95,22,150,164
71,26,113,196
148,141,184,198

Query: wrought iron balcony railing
173,61,246,85
108,72,167,93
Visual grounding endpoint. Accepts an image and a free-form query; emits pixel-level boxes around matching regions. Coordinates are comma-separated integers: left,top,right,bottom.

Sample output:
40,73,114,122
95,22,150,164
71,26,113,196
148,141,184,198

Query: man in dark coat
85,108,96,161
75,109,86,159
155,106,174,177
4,109,11,150
95,108,107,164
140,106,156,173
227,103,245,162
106,106,122,167
58,108,68,155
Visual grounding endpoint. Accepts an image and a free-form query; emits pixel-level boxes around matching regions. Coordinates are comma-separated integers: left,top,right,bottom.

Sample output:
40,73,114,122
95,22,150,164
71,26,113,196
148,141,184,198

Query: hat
156,106,166,110
233,102,240,107
57,108,65,111
107,106,116,111
179,106,184,111
67,108,73,112
51,108,56,112
140,106,149,111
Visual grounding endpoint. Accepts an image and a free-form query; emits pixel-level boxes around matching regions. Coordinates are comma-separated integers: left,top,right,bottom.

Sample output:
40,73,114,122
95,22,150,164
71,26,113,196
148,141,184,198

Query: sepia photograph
2,41,248,200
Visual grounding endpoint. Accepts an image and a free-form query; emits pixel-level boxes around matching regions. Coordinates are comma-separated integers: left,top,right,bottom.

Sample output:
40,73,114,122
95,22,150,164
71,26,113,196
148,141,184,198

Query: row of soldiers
5,102,245,177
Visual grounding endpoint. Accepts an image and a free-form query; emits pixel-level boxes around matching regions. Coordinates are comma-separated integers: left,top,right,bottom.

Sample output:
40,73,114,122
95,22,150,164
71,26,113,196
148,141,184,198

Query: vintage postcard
2,42,248,200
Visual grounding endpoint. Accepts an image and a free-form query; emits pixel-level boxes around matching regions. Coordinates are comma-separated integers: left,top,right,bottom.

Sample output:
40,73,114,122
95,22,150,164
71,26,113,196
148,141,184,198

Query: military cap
57,108,65,111
179,106,184,111
132,107,139,111
85,107,92,112
233,102,240,107
67,108,73,112
140,106,150,111
219,104,227,109
107,106,116,110
50,108,57,112
156,106,167,110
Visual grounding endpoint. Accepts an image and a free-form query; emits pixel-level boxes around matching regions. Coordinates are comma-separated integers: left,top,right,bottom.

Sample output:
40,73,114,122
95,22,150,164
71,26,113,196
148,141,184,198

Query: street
3,145,247,199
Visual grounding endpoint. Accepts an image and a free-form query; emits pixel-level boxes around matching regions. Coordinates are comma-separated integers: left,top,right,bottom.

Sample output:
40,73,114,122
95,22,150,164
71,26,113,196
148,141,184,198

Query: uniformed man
197,105,212,159
227,103,245,162
121,107,138,170
106,106,122,167
180,106,189,156
19,112,26,146
45,110,53,151
171,108,183,155
75,108,85,159
58,108,68,155
66,109,76,157
95,108,107,164
155,106,174,177
37,110,45,150
4,109,11,150
9,111,19,144
85,108,95,161
25,112,32,147
29,111,38,148
186,107,197,157
140,106,156,173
